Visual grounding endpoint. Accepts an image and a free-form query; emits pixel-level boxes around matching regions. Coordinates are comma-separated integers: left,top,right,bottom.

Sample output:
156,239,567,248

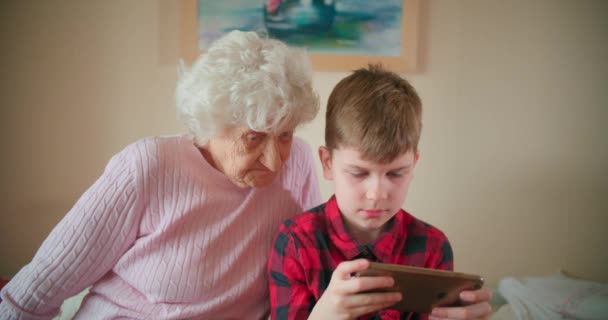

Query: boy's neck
346,222,381,245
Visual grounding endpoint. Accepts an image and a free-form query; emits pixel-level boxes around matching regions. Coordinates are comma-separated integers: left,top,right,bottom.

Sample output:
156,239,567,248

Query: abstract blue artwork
197,0,403,57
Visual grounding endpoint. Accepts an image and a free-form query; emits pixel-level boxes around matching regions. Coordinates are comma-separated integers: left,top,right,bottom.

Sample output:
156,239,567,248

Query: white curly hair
176,30,320,143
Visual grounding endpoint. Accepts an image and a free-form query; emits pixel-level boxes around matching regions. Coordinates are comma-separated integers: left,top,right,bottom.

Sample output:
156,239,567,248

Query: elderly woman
0,31,320,319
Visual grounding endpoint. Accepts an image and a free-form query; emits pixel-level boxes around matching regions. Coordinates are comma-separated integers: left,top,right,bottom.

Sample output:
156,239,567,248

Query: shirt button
362,251,375,261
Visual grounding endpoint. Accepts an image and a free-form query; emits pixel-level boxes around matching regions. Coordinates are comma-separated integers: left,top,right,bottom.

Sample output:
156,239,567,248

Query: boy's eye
387,172,404,178
350,172,367,178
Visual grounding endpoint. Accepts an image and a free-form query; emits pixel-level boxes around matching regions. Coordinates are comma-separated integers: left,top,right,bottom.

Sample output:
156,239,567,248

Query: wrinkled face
319,146,419,242
203,125,294,188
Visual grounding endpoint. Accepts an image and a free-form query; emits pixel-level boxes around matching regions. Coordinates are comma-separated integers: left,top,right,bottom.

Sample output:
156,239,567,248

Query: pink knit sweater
0,135,321,320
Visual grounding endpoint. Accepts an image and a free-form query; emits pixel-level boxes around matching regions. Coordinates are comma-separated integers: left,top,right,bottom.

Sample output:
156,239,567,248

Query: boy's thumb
334,259,370,280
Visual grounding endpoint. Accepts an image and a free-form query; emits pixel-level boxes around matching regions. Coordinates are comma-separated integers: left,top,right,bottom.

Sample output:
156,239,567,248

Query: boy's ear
318,146,334,180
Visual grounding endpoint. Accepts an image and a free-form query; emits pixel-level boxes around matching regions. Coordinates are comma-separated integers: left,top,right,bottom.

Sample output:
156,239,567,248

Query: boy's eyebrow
391,165,413,171
345,164,413,171
345,165,364,170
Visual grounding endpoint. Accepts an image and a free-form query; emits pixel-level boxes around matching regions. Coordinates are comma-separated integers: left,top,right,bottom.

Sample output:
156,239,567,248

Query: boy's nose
259,139,283,172
366,179,388,200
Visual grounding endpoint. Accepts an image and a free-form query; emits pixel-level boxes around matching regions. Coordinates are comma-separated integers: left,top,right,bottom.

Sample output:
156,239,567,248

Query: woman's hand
429,288,493,320
308,259,402,320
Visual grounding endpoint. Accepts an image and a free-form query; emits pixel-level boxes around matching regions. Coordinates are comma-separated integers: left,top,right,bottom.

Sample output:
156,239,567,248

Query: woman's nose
260,139,283,172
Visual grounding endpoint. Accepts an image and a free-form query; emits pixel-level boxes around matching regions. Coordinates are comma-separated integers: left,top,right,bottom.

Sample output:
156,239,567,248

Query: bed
52,288,518,320
51,272,607,320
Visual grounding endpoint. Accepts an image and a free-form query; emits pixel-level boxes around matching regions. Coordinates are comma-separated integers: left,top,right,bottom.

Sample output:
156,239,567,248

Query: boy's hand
429,288,493,320
308,259,402,320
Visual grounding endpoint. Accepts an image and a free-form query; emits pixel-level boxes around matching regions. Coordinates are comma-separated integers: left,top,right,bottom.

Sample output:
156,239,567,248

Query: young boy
268,65,492,320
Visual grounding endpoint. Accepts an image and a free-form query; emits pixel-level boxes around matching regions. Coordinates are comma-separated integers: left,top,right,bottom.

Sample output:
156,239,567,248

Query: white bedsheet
54,289,88,320
498,273,608,320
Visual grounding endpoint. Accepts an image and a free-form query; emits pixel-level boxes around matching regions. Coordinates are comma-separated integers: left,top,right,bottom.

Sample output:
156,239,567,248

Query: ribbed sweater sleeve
293,139,321,212
0,143,144,320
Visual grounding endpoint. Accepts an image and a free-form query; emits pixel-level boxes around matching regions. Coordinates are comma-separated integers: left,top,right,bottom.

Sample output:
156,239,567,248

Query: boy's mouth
360,209,385,218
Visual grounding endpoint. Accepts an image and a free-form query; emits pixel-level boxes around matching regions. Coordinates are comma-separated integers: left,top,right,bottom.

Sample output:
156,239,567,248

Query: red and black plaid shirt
268,196,454,320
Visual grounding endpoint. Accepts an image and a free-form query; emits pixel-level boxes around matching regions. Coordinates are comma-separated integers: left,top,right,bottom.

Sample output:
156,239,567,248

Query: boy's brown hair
325,64,422,163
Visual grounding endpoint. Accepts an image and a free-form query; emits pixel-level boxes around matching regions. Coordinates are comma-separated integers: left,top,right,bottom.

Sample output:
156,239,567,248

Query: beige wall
1,1,606,286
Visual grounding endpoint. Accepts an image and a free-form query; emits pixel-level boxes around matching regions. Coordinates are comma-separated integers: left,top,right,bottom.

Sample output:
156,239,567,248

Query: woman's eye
278,132,293,143
246,133,265,143
279,131,293,139
245,133,265,145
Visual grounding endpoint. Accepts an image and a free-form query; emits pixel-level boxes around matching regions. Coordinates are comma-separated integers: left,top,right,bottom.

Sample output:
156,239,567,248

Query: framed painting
180,0,419,72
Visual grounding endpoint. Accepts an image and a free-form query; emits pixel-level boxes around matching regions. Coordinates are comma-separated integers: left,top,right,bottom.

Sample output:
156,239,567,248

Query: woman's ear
318,146,334,180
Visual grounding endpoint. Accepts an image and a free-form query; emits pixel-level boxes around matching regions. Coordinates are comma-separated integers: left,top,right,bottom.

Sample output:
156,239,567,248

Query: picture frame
179,0,419,72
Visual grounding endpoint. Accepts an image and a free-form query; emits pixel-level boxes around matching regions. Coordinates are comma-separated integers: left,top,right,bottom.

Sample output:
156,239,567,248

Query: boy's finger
342,275,395,294
431,301,493,318
344,291,402,308
349,293,401,317
459,288,492,303
333,259,370,280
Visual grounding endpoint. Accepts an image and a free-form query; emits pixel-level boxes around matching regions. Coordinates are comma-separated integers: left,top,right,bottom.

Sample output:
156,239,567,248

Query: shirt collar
325,195,410,263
